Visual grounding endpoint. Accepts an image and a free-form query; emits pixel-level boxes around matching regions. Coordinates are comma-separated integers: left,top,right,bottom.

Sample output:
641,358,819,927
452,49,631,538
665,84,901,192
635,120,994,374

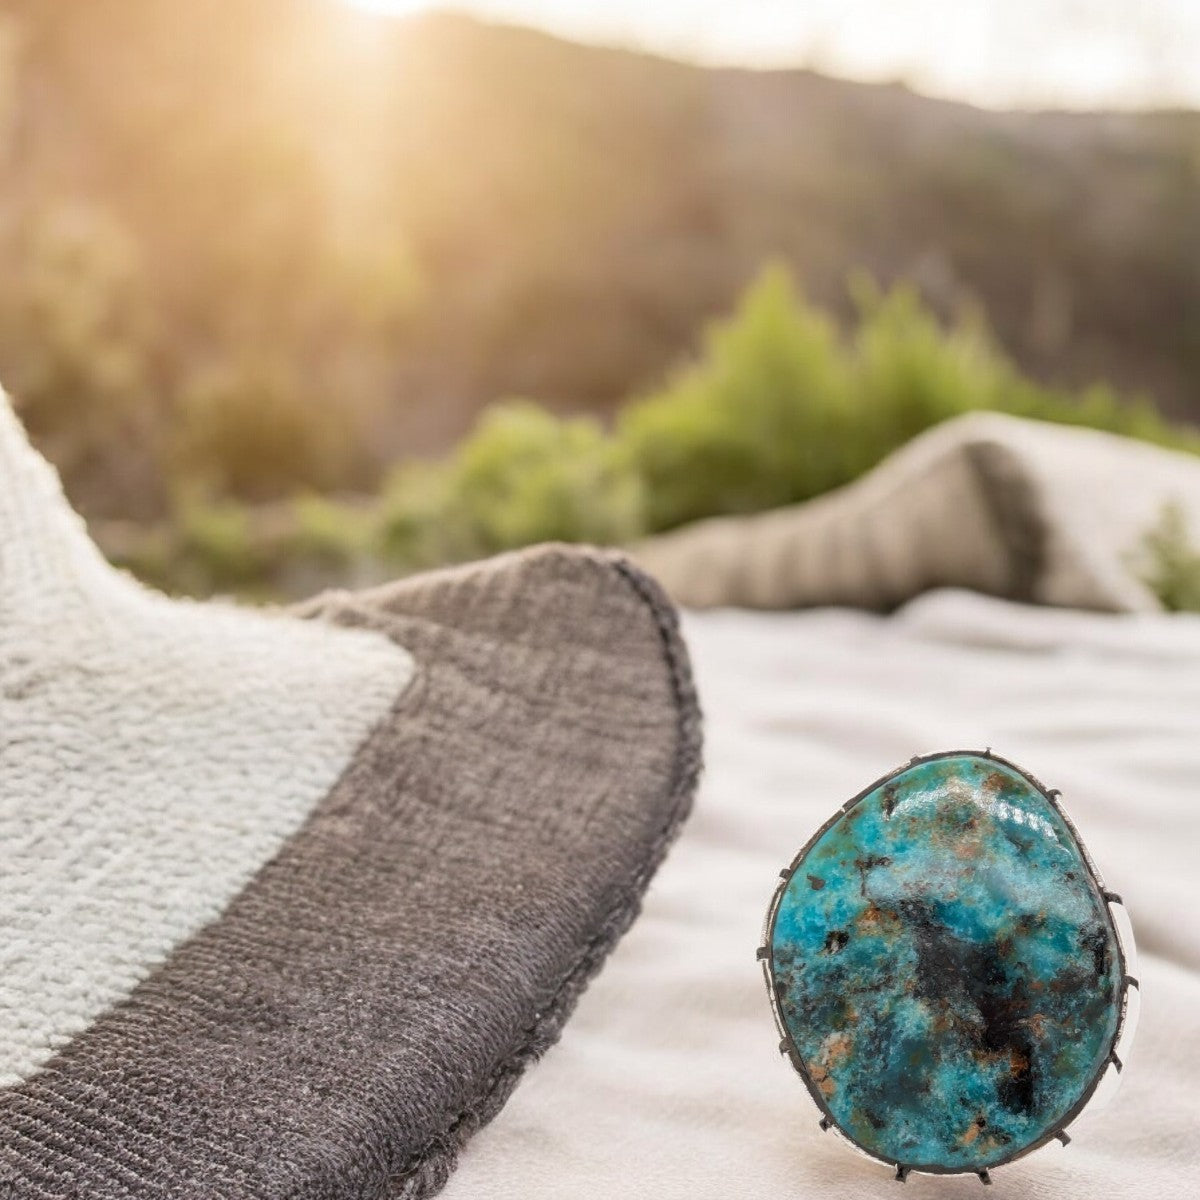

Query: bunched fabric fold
0,394,702,1199
633,410,1200,613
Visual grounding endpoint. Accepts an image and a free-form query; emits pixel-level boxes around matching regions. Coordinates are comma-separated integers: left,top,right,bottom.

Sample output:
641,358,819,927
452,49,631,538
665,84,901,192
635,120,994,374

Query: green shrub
288,493,376,567
379,402,644,567
101,263,1200,600
111,497,273,598
615,264,1200,539
110,492,377,599
848,279,1006,463
171,356,354,502
1131,500,1200,612
620,266,854,531
372,263,1200,583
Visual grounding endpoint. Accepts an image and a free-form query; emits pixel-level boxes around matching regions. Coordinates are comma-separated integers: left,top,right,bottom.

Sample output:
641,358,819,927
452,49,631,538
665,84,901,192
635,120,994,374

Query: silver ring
759,749,1138,1185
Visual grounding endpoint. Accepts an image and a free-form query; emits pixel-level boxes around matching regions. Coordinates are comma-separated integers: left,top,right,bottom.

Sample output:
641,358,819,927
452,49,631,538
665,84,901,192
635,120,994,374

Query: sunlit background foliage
3,1,1200,600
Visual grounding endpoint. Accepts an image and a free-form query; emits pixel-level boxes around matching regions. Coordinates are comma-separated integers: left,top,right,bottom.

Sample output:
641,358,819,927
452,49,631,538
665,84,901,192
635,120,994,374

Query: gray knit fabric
0,545,701,1198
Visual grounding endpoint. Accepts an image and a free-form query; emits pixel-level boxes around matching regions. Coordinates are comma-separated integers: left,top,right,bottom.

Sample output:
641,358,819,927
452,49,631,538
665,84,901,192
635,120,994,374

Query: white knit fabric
0,395,414,1086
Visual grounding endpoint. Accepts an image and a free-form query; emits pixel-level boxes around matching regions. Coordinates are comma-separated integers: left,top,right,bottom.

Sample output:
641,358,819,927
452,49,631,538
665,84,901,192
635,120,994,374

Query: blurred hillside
2,1,1200,527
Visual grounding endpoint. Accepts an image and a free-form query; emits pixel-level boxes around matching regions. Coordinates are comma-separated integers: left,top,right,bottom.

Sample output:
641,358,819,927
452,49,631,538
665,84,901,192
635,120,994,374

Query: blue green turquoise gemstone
768,753,1122,1173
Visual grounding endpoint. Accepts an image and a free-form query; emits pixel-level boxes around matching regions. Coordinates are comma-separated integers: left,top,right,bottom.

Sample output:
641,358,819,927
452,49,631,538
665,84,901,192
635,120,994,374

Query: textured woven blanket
0,396,702,1198
634,412,1200,613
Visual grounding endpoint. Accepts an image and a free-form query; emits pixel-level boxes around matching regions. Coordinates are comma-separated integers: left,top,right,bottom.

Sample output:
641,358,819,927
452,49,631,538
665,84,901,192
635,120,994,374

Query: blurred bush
12,5,1200,555
1130,501,1200,612
105,264,1200,598
620,266,853,530
378,404,644,568
0,202,161,516
171,356,355,501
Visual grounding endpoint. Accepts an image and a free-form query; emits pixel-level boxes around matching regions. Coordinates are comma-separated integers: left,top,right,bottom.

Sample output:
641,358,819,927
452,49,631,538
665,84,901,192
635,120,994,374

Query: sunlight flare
341,0,436,17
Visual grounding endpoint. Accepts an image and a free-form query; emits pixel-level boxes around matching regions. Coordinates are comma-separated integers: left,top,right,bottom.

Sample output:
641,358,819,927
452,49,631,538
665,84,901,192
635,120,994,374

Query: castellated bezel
758,748,1137,1186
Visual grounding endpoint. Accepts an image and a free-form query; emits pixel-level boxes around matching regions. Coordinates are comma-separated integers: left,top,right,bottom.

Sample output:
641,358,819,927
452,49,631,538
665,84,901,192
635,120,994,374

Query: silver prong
1056,1130,1071,1146
978,1169,992,1186
895,1165,910,1183
819,1116,832,1132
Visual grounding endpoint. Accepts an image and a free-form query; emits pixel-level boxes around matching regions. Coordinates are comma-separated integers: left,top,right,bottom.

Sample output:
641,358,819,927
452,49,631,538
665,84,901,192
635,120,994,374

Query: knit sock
635,410,1200,613
0,394,701,1199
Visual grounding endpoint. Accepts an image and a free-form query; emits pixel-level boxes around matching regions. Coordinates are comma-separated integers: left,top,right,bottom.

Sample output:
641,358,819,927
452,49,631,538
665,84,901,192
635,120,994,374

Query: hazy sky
345,0,1200,110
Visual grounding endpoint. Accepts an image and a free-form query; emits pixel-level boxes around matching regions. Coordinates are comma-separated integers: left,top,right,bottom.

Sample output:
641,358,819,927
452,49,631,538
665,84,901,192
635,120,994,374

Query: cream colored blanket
444,591,1200,1198
633,413,1200,613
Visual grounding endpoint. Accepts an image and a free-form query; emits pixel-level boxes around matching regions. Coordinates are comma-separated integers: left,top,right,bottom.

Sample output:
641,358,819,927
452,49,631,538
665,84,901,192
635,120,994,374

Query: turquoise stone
768,753,1123,1173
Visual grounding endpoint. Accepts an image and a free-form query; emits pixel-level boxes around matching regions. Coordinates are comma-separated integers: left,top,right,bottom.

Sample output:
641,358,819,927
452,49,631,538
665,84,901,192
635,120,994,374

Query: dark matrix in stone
769,754,1121,1172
